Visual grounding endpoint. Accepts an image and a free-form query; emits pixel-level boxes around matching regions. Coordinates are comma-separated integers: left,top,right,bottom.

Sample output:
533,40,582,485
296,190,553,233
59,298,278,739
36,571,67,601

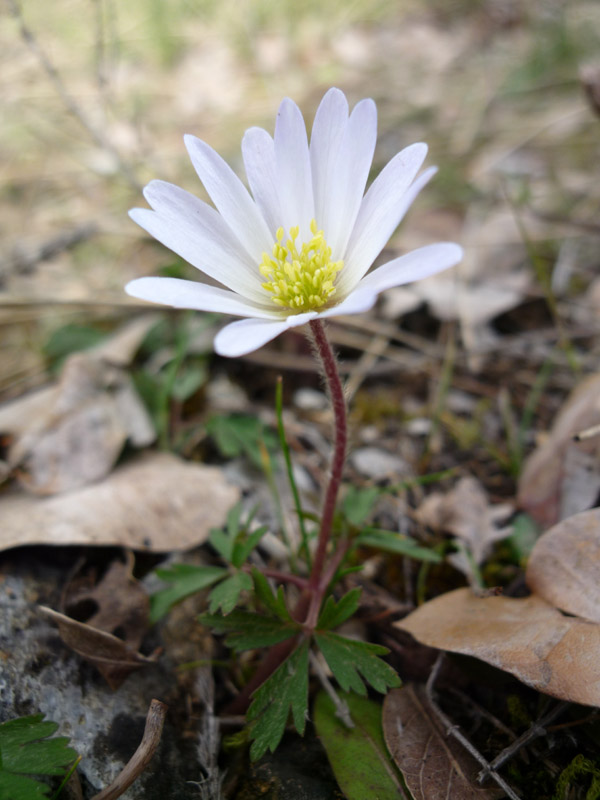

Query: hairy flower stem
226,320,347,714
303,319,348,627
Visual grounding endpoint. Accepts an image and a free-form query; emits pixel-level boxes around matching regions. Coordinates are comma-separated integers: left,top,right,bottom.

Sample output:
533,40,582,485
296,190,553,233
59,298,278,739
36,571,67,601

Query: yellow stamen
260,219,343,312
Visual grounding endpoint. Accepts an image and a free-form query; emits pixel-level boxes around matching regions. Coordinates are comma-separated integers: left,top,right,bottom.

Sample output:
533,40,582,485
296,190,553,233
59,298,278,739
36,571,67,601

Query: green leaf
313,692,409,800
209,503,244,563
0,714,78,800
247,640,310,760
356,529,443,563
232,525,268,568
208,504,268,568
315,632,401,696
199,610,299,651
342,486,381,526
206,414,277,469
150,564,227,622
317,588,362,631
207,572,253,615
170,363,207,401
505,513,540,562
252,569,293,622
43,323,106,363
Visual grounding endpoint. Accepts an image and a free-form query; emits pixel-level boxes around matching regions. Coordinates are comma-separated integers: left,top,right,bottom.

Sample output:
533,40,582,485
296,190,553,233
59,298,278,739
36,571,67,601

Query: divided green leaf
209,503,268,567
209,503,244,563
232,525,268,568
0,714,78,800
315,632,401,695
356,528,443,563
150,564,227,622
207,572,253,615
252,569,293,622
247,640,310,760
199,610,300,651
317,588,362,630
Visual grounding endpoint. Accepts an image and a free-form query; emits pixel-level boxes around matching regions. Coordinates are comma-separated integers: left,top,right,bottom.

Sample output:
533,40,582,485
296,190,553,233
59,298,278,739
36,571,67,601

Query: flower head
126,88,462,357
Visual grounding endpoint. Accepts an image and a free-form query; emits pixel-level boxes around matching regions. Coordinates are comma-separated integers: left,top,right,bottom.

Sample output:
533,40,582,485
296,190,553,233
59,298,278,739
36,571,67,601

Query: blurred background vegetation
2,0,599,398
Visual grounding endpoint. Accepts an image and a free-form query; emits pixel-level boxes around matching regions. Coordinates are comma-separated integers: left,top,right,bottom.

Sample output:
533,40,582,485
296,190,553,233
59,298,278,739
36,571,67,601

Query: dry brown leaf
7,352,155,494
63,553,149,651
0,452,240,552
396,588,600,707
88,314,159,366
40,606,157,689
383,684,501,800
416,477,513,565
526,507,600,624
518,373,600,527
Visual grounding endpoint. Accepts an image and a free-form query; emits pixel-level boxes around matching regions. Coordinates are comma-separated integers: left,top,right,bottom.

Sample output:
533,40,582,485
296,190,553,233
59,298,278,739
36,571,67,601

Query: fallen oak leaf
383,685,502,800
517,372,600,527
8,353,155,495
39,606,158,690
396,588,600,707
526,507,600,624
0,452,240,552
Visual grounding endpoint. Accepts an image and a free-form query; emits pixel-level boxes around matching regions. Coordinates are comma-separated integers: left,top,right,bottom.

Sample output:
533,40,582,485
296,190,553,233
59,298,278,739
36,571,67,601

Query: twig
91,699,167,800
425,654,523,800
484,701,569,776
6,0,141,192
309,650,354,729
0,223,99,281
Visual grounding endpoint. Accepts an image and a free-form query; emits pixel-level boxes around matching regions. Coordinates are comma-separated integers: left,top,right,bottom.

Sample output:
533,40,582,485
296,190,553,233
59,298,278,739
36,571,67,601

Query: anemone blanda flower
125,88,462,357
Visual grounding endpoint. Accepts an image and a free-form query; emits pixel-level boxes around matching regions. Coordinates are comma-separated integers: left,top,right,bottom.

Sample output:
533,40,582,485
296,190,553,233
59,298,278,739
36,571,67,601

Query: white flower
126,88,462,357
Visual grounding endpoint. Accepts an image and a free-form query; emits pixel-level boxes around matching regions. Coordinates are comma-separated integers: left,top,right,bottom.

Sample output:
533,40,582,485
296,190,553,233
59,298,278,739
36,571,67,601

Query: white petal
317,287,379,319
129,206,265,305
137,180,266,300
184,134,273,262
322,98,377,260
214,317,295,357
274,98,315,238
339,147,433,294
310,88,349,231
357,243,463,294
125,277,279,318
242,127,281,236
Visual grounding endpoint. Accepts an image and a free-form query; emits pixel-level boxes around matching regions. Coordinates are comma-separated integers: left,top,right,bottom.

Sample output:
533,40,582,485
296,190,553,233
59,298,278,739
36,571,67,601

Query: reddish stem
227,320,348,714
307,319,348,595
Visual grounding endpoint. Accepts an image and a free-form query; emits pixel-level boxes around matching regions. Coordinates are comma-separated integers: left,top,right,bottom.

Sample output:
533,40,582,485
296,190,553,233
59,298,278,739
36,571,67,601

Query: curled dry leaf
526,507,600,624
6,352,155,494
63,553,150,653
396,588,600,707
383,685,501,800
415,477,513,565
518,373,600,527
0,452,240,552
40,606,157,690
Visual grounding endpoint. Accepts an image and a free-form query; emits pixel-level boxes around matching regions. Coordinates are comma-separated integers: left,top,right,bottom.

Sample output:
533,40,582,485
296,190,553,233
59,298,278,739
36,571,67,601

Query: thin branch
91,699,167,800
425,655,522,800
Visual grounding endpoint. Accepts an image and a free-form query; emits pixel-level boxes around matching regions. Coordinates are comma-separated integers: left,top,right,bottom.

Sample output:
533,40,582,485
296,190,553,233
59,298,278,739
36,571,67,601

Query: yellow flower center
259,219,343,312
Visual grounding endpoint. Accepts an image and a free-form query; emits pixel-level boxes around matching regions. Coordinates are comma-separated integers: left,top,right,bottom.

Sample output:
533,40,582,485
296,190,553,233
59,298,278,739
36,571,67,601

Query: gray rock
0,559,202,799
